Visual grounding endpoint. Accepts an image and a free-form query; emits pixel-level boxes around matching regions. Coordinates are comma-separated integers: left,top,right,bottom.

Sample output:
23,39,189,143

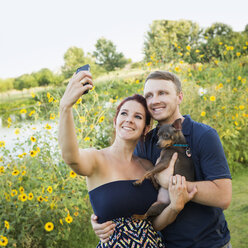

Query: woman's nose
125,115,134,123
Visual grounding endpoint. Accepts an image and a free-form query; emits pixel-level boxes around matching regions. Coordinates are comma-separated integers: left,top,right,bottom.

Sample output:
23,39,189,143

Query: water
0,120,59,162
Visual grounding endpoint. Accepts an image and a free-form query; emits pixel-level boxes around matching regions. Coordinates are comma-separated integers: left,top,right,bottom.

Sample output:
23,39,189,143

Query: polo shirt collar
151,125,159,141
182,115,192,135
151,115,192,139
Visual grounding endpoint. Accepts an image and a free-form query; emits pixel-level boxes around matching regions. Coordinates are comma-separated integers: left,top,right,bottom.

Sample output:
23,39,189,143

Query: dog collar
173,144,189,147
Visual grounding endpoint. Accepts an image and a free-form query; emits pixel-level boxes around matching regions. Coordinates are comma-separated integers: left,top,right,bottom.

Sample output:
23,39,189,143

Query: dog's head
157,118,186,148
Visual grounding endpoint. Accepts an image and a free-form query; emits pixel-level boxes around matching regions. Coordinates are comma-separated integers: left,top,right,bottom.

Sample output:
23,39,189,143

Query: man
91,71,232,248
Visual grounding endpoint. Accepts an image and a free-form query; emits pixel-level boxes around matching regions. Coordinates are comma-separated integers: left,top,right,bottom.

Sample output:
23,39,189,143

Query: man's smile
151,106,166,113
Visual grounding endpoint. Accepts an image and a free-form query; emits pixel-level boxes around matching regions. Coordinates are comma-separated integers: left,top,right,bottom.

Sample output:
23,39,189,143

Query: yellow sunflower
19,186,24,193
0,166,5,173
12,170,20,176
70,171,76,178
30,150,37,157
50,113,56,120
19,193,28,202
4,221,9,230
11,189,18,197
210,96,216,102
47,186,53,193
65,215,73,224
28,193,34,200
44,222,54,232
45,124,52,130
98,116,105,123
0,235,8,246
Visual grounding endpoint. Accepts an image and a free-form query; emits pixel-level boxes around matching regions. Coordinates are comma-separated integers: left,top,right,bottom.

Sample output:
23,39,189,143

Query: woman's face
115,100,147,141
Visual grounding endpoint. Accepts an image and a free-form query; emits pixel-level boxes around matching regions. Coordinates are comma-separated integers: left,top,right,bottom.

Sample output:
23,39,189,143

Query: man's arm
188,128,232,209
187,178,232,209
156,170,232,210
90,215,116,243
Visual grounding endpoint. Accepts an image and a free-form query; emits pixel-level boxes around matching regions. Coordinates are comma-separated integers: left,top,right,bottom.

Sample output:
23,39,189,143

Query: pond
0,119,59,162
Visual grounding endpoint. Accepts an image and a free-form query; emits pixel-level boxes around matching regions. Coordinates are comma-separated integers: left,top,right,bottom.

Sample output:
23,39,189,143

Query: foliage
0,78,14,92
33,68,64,87
144,19,202,64
61,46,87,79
93,38,128,71
0,76,147,247
199,23,248,62
169,57,248,171
61,46,106,80
143,20,248,65
13,74,38,90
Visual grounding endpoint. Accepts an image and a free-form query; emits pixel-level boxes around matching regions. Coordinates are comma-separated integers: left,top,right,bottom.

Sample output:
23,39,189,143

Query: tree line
0,20,247,92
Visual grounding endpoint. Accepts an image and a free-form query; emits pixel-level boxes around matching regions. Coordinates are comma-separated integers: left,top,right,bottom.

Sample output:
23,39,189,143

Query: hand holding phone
76,64,91,95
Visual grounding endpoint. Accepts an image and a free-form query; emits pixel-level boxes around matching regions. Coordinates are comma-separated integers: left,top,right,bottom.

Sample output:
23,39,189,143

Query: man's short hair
145,71,182,93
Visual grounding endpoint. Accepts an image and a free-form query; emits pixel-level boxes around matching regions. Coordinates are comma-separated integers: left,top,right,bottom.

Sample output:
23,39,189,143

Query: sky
0,0,247,79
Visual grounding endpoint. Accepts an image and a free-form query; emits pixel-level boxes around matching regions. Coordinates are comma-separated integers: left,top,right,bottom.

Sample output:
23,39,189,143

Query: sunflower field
0,45,248,247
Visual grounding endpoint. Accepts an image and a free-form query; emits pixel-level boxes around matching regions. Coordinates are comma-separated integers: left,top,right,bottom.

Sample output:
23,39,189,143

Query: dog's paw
132,214,147,220
133,180,142,186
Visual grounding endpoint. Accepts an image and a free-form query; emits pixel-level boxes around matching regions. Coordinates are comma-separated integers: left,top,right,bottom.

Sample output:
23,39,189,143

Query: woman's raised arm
58,71,96,176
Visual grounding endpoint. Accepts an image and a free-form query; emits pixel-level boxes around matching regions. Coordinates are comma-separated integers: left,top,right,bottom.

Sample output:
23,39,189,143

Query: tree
61,46,86,78
244,24,248,34
203,23,233,39
13,74,38,90
0,78,14,92
199,23,236,62
144,20,202,64
93,38,128,71
33,68,55,86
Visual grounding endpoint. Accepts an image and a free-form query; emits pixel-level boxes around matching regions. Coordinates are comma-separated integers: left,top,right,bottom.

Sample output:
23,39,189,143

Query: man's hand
155,152,178,189
91,214,116,243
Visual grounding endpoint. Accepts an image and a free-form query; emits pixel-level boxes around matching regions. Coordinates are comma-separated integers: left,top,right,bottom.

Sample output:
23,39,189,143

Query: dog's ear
172,118,182,130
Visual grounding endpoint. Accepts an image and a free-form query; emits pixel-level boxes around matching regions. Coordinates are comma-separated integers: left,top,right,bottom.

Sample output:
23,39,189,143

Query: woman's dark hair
114,94,151,127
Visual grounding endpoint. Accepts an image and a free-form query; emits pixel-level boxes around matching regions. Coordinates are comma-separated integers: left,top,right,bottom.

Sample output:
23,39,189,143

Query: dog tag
186,147,192,157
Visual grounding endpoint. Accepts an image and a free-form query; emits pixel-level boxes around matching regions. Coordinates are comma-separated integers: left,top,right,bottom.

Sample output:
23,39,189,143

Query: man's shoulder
186,115,216,136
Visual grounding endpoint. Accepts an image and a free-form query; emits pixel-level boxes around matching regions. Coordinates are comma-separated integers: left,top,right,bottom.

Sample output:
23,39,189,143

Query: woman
58,70,196,247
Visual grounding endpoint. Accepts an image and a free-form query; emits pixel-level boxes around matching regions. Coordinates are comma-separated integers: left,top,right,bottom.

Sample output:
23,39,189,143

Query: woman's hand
169,175,197,212
60,71,93,109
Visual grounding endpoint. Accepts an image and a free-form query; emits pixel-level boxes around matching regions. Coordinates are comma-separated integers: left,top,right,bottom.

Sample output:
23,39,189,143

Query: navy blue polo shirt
134,115,231,248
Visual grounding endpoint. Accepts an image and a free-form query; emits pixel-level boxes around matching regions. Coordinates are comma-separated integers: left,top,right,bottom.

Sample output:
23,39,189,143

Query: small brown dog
133,118,195,219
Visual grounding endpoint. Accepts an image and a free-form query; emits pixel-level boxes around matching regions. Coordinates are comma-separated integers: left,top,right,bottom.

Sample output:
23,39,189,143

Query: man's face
144,79,183,125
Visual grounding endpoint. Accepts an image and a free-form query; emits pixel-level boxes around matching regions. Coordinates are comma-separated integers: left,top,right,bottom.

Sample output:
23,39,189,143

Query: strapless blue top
89,179,158,224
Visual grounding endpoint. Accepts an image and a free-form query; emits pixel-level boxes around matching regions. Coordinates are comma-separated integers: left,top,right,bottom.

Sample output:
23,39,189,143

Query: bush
0,78,14,92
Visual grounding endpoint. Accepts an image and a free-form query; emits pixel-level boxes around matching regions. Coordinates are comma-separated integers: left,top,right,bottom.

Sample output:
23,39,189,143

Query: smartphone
76,64,91,95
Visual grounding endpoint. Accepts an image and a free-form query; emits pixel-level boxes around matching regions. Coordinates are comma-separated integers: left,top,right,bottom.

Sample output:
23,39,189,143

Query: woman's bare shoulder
133,155,154,171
